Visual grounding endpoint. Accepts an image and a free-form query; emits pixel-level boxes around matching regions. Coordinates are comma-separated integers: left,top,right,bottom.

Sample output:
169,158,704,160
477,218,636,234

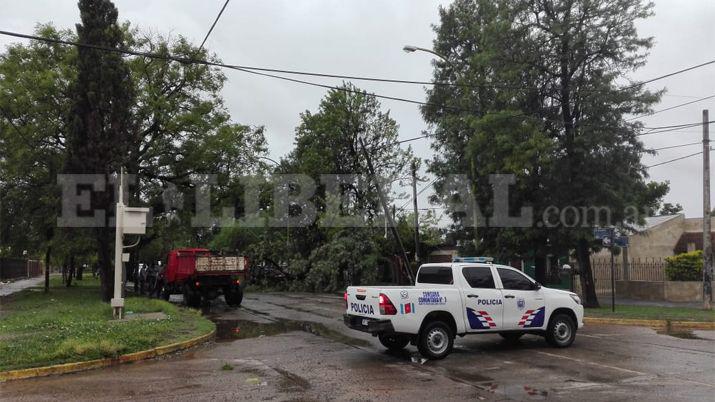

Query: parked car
344,256,583,359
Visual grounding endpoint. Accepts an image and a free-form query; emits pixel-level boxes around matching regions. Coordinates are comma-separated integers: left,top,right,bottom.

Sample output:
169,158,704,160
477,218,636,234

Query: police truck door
460,265,503,331
497,267,545,330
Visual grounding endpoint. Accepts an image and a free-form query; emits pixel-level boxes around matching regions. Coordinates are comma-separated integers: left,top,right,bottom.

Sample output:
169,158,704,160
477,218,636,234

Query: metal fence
0,258,43,281
573,257,667,298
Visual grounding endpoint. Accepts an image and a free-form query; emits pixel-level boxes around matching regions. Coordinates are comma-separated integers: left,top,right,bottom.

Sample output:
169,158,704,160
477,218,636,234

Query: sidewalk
0,276,44,297
614,297,702,309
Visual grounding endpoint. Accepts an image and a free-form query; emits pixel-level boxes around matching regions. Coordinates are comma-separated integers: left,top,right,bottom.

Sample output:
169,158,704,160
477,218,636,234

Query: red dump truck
159,248,248,308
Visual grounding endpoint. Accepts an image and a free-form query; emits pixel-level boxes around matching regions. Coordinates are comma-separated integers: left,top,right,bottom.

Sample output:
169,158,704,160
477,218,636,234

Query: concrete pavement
0,276,44,297
1,292,713,401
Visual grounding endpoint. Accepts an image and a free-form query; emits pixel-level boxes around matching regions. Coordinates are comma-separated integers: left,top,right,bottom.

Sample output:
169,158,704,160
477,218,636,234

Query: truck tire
160,283,171,301
224,287,243,307
546,313,576,348
499,332,524,343
378,334,410,351
183,286,202,308
417,321,454,360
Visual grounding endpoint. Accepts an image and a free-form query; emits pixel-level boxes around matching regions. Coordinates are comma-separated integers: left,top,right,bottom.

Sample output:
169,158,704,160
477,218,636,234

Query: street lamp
402,45,450,64
402,44,479,251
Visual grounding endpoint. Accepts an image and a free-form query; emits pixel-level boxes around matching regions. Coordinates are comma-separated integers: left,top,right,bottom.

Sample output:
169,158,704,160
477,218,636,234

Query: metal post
622,244,630,281
359,139,414,284
111,169,125,319
411,160,420,262
610,244,615,312
703,110,712,310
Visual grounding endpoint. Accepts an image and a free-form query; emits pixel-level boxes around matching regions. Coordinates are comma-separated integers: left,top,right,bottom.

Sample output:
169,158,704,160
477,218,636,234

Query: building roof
632,214,682,233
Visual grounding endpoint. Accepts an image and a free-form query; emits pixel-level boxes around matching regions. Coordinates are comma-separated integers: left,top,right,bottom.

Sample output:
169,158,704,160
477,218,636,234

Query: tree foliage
424,0,669,306
0,6,267,299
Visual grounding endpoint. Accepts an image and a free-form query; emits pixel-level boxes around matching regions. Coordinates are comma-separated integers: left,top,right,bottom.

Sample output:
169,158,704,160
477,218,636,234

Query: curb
584,317,715,331
0,329,215,382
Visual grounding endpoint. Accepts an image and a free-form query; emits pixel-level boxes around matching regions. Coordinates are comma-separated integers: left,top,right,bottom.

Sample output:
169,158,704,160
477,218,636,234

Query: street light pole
403,44,481,251
703,110,712,310
411,160,420,262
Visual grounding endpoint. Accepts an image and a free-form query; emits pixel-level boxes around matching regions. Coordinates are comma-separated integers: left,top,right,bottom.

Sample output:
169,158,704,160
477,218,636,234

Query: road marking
535,351,646,375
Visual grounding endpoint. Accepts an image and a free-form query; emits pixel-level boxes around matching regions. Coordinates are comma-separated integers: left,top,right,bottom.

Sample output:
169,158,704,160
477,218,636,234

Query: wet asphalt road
1,292,714,401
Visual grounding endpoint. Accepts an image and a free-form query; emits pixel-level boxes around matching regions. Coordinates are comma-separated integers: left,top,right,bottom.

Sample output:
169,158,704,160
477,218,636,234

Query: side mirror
532,282,541,290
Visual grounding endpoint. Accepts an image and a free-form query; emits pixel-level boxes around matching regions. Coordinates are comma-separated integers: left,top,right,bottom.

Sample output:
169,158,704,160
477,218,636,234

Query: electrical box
123,207,150,234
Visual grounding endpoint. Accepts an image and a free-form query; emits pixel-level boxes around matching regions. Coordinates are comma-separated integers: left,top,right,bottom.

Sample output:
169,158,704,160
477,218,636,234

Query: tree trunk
97,227,113,302
76,263,84,280
61,261,67,284
534,254,547,284
66,255,75,287
44,245,52,293
576,238,599,307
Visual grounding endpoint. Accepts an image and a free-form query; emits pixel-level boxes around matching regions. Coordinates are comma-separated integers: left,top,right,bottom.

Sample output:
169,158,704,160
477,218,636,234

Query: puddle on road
212,317,370,347
656,329,703,340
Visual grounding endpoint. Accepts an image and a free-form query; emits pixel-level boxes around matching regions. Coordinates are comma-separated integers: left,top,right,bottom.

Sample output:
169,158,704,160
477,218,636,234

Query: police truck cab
343,257,584,359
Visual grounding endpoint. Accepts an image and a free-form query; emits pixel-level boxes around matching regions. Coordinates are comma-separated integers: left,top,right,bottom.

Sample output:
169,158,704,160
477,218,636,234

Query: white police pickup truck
343,257,583,359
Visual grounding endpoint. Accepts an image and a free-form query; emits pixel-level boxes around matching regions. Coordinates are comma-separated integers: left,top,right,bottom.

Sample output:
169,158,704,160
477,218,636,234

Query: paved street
0,276,44,297
1,292,714,401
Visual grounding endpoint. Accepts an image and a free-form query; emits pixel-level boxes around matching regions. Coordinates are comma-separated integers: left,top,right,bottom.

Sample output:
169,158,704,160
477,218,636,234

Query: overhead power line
397,135,430,144
621,59,715,90
651,142,702,151
637,121,713,136
627,93,715,121
646,151,703,168
1,29,713,137
1,29,714,94
198,0,230,52
397,177,439,212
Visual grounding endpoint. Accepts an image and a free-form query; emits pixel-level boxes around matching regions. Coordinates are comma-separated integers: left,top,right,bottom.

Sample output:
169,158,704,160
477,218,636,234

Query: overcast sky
1,0,714,219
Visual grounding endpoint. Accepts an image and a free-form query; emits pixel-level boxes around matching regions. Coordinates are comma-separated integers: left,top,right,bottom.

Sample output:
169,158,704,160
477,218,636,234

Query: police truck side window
462,267,495,288
417,266,453,284
497,268,534,290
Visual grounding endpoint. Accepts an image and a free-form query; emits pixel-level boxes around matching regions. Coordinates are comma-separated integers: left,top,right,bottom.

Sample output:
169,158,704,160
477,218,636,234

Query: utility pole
359,138,414,284
411,160,420,262
111,169,125,319
703,109,712,310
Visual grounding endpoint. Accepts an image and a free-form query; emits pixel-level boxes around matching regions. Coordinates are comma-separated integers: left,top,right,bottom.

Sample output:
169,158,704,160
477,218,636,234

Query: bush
665,250,703,281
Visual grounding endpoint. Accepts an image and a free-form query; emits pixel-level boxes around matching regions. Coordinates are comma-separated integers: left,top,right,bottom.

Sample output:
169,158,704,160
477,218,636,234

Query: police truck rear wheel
546,313,576,347
418,321,454,360
379,334,410,351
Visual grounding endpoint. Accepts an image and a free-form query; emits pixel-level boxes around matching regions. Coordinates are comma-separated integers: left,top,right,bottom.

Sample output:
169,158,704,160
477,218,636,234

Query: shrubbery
665,250,703,281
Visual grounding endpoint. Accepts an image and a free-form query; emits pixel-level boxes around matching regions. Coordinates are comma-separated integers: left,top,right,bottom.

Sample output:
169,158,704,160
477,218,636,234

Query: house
623,214,714,260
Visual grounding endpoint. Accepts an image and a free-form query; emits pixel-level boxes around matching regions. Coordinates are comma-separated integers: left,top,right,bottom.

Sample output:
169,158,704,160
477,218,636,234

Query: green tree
0,25,76,291
1,22,268,299
63,0,136,301
424,0,668,306
657,202,684,216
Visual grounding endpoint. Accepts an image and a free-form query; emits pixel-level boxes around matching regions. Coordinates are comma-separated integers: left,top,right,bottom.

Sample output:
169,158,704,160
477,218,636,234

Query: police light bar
453,256,494,263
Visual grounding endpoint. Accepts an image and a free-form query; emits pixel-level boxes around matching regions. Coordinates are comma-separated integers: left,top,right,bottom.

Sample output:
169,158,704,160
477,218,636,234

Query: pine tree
64,0,135,301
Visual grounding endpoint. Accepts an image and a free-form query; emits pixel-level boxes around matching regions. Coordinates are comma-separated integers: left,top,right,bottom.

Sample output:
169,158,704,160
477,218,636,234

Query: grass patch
586,304,715,322
0,276,214,372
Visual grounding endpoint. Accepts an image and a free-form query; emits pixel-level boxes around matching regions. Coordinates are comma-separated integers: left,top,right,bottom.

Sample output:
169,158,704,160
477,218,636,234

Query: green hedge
665,250,703,281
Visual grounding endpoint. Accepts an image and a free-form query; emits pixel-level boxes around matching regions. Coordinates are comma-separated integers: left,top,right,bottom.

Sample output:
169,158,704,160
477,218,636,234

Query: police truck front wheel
417,321,454,360
546,313,576,347
379,334,410,351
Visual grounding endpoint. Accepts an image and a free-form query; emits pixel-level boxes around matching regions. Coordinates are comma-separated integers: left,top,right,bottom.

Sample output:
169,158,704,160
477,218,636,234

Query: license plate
362,319,369,326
